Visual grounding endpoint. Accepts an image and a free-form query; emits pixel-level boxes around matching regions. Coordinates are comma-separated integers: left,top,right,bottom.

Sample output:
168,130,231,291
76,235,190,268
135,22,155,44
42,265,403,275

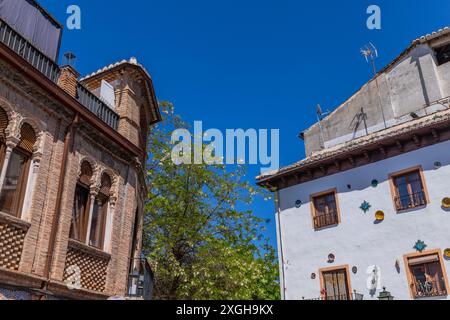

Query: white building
258,28,450,300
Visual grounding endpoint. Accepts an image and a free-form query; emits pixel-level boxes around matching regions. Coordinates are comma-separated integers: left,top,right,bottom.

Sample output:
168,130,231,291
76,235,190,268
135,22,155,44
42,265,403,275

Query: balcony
412,280,447,299
304,291,364,300
0,18,119,130
0,18,60,82
76,84,119,130
314,211,339,229
394,191,427,211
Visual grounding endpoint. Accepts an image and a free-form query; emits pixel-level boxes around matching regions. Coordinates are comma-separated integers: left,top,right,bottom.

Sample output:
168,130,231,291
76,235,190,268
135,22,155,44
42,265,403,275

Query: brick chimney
57,65,80,97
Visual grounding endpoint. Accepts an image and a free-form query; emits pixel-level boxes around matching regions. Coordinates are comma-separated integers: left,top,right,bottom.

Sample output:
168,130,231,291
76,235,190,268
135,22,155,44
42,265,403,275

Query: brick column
57,65,80,98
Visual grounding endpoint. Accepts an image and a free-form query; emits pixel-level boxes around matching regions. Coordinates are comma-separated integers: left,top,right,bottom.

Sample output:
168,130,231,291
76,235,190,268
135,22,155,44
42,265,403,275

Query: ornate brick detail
0,219,28,271
63,240,111,293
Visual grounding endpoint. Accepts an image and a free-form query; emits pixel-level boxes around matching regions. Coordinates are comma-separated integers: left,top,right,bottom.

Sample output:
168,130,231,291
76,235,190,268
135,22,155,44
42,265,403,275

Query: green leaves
143,102,279,300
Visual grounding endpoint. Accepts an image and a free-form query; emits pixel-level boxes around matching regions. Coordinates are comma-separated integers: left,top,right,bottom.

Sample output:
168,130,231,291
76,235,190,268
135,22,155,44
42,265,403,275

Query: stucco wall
277,139,450,300
303,43,449,156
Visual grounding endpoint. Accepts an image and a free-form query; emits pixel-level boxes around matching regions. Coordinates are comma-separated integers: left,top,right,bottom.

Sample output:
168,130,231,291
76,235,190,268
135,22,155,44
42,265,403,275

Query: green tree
143,102,280,300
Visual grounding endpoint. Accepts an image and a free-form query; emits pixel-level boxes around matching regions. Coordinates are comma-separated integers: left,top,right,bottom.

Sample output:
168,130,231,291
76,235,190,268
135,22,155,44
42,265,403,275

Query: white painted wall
277,139,450,300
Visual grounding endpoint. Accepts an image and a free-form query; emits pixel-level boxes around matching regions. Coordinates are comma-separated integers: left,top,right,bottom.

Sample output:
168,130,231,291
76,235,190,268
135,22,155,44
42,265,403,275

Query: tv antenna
316,104,330,149
63,52,77,67
360,43,387,129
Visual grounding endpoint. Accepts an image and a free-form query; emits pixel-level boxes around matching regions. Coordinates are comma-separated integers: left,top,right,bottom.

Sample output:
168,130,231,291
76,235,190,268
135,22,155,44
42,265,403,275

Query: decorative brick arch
0,97,16,143
98,168,119,207
78,156,98,187
0,96,15,121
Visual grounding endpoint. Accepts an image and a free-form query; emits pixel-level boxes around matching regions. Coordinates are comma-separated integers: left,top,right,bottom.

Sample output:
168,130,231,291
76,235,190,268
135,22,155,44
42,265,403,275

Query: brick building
0,1,160,300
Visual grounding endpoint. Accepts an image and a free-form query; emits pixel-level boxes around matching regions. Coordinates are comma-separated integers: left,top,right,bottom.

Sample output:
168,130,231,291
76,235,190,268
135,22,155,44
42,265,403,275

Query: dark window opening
435,44,450,65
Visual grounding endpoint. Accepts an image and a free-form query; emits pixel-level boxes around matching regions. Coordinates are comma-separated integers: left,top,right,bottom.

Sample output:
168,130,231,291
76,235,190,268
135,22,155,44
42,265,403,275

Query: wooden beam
348,156,355,167
431,129,440,142
412,134,421,146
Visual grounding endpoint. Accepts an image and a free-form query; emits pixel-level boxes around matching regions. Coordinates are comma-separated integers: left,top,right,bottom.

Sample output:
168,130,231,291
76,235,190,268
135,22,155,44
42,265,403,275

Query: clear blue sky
40,0,450,248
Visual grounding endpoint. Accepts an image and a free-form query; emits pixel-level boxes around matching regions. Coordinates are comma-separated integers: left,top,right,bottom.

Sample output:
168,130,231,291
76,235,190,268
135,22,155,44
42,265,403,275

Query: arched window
70,161,93,242
0,123,36,218
89,173,111,249
0,107,8,171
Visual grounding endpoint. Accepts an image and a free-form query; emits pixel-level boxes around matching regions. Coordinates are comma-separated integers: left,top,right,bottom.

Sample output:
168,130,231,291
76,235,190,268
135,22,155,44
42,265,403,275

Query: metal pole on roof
361,43,388,129
316,104,330,150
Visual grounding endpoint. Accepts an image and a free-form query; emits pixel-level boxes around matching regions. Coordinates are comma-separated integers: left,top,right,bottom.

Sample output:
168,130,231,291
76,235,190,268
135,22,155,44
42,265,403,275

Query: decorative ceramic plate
375,211,385,221
444,249,450,258
442,198,450,208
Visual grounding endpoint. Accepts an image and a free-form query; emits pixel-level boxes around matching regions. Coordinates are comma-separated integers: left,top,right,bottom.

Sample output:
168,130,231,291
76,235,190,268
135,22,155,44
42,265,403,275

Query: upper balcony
0,18,119,131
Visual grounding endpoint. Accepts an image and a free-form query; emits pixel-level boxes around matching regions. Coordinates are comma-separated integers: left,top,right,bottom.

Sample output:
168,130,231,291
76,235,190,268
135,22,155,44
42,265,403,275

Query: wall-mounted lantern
127,256,154,300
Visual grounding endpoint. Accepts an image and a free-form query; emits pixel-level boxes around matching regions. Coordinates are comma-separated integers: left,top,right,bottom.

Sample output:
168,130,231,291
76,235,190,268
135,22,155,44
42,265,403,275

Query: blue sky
40,0,450,248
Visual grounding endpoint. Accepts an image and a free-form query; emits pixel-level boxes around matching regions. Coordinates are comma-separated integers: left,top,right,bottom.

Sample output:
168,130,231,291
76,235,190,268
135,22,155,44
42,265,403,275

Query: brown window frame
319,265,353,300
0,146,32,219
310,189,341,230
389,166,429,213
404,249,449,299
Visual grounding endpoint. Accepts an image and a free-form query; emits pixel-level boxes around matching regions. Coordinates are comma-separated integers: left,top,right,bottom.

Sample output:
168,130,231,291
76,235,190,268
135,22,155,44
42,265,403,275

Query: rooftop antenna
63,52,77,67
360,43,387,129
316,104,330,149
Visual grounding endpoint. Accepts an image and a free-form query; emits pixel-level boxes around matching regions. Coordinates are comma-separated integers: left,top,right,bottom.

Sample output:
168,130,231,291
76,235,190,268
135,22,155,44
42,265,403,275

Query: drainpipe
275,190,286,300
42,114,80,288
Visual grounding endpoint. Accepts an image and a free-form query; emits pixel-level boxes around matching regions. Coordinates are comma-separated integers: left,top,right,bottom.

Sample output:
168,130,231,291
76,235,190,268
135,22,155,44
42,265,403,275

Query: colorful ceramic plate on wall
444,249,450,258
375,211,385,221
442,198,450,208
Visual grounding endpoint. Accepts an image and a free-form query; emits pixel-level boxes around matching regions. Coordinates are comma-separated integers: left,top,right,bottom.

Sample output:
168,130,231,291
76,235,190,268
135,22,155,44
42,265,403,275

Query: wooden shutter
0,107,8,141
18,123,37,153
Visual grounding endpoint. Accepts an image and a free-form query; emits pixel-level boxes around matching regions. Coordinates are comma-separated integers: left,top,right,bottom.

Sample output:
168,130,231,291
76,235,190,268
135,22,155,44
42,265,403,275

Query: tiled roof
257,106,450,181
80,57,153,82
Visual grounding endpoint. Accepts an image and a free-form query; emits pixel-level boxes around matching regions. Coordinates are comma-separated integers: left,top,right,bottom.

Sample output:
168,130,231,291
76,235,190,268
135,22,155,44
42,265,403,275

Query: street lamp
126,256,153,299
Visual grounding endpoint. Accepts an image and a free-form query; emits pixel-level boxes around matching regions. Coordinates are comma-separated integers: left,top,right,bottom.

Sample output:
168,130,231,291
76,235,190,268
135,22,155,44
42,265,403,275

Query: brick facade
0,44,159,299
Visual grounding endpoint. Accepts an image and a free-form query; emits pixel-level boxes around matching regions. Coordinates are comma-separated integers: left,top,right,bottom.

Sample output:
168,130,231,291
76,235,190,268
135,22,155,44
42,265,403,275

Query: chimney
58,65,79,98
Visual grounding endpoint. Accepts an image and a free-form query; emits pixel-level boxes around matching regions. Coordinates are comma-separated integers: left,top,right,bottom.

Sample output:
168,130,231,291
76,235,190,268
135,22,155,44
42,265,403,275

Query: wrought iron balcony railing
314,211,339,229
412,280,447,299
0,18,60,82
394,191,427,211
76,84,119,130
303,291,364,301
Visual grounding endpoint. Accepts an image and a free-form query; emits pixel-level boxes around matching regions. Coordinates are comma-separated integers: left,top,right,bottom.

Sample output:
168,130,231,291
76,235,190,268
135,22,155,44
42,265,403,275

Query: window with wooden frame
88,173,111,249
390,166,429,212
404,250,449,299
70,161,93,243
0,123,35,218
320,266,352,300
0,107,8,186
310,189,340,230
